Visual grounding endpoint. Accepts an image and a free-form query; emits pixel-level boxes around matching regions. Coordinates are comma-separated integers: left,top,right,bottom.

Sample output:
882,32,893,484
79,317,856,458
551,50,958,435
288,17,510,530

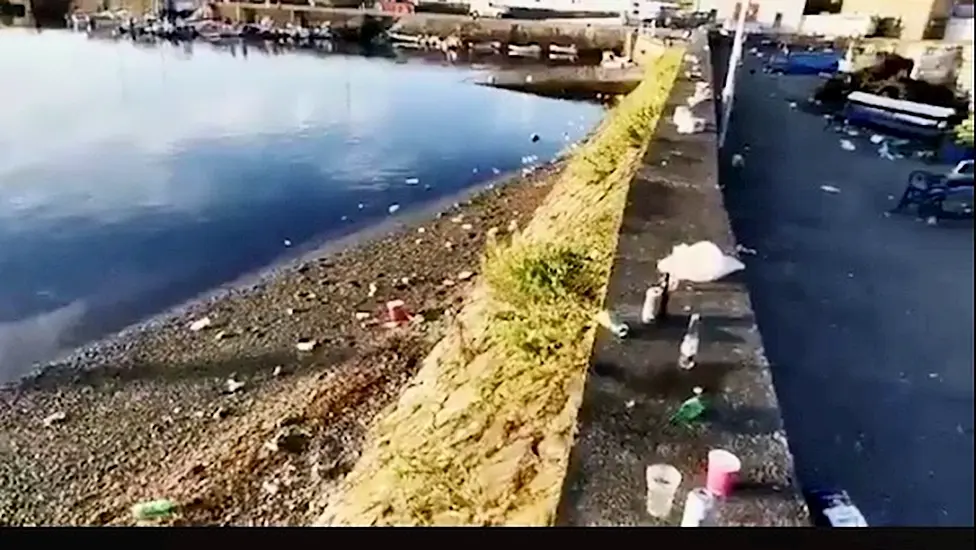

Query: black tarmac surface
716,39,974,526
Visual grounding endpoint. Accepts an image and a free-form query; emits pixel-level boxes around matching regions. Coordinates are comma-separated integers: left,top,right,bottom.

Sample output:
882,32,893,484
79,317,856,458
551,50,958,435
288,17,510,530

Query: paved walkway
717,40,974,526
555,37,808,527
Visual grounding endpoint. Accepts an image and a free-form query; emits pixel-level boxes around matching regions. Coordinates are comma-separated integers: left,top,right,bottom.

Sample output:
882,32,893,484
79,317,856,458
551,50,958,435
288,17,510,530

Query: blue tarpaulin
767,52,842,75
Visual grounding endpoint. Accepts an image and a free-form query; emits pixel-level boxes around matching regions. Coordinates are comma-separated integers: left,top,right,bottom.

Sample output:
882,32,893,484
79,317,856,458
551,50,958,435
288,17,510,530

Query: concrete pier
211,3,629,51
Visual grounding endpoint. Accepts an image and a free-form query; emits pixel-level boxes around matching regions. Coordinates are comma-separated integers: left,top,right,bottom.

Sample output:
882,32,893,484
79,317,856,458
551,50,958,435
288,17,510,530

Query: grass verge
315,48,683,526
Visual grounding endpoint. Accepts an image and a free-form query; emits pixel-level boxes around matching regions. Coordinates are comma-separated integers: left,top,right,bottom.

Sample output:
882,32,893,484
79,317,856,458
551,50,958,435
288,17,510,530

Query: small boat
508,44,542,58
549,52,578,61
468,41,499,54
549,44,578,56
388,32,422,44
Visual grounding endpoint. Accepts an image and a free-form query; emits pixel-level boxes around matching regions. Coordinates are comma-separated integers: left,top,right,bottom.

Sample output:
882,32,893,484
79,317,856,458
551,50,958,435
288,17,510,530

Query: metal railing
718,6,747,149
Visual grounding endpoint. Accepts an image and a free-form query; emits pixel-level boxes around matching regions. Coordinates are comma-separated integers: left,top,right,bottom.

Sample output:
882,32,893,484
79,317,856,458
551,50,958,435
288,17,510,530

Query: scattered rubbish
131,499,177,521
595,310,629,339
417,227,426,234
405,177,420,185
687,81,712,107
807,489,868,527
42,411,67,427
283,239,292,247
735,243,757,255
385,299,411,326
507,220,518,232
388,204,401,214
457,271,474,281
189,317,212,332
789,101,798,109
820,185,841,194
657,241,745,284
295,338,317,352
731,153,745,167
444,241,454,249
680,488,717,527
214,330,235,341
357,203,365,210
341,215,349,222
451,215,464,223
491,168,501,175
225,377,245,394
646,464,682,519
673,106,706,135
442,278,455,287
461,223,473,231
272,366,284,377
530,133,540,142
486,227,499,238
267,426,310,454
625,399,636,409
706,449,741,497
846,128,859,137
368,282,378,298
840,139,856,151
678,313,701,370
878,141,896,160
670,387,706,426
212,407,230,420
354,312,371,321
262,481,280,496
640,286,665,324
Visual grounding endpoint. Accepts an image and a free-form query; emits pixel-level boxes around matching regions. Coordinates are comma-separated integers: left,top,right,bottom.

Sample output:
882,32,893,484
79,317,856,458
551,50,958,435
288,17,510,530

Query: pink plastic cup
706,449,741,497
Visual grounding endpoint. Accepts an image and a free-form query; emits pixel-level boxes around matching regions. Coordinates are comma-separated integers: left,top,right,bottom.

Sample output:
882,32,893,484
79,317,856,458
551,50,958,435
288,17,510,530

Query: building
0,0,32,25
692,0,807,32
840,0,955,41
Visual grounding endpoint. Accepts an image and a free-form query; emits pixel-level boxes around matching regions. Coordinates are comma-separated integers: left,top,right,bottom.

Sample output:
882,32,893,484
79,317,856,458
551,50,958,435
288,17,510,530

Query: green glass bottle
670,387,707,426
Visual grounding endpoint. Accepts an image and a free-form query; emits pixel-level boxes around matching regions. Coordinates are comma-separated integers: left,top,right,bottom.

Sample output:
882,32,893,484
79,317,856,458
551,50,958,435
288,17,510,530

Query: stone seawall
211,4,628,51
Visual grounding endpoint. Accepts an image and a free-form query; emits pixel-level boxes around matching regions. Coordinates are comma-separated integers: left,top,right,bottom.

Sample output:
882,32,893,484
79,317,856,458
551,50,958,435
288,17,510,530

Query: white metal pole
719,3,748,149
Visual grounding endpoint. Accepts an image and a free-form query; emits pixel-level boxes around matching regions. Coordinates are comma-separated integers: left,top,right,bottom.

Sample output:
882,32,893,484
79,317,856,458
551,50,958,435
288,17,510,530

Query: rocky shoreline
0,163,562,526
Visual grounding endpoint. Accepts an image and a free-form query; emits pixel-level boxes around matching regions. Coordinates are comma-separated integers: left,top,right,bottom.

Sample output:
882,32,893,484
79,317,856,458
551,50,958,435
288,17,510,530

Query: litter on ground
657,241,745,284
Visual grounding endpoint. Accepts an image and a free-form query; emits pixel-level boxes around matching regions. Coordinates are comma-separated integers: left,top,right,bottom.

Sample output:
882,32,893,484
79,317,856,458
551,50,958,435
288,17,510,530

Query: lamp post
718,1,748,149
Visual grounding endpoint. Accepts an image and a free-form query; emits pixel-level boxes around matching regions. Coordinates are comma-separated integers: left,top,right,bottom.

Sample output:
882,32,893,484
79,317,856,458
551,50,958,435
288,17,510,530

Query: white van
469,0,509,18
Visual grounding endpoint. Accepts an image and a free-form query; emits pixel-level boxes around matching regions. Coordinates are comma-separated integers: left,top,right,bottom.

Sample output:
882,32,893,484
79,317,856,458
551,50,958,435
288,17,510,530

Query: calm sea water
0,29,604,380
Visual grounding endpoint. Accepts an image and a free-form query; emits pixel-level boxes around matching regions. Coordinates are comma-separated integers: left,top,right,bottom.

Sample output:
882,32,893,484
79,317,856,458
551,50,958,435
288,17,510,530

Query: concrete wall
945,16,975,42
695,0,805,32
0,0,32,25
841,0,952,41
799,13,875,37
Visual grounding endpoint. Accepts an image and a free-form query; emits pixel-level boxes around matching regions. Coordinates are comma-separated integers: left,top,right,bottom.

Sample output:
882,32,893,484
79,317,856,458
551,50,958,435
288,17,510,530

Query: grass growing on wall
318,48,683,527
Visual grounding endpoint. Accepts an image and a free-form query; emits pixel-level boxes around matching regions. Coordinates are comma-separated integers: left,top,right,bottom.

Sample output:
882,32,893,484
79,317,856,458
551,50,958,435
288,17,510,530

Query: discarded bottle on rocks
670,386,706,426
131,499,177,520
678,313,701,370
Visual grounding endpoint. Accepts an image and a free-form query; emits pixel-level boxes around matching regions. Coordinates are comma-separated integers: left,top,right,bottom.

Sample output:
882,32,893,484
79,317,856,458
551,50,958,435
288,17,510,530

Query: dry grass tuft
316,48,684,527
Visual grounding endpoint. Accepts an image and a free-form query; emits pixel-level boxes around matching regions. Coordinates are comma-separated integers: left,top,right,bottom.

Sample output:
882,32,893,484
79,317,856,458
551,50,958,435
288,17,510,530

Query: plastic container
706,449,741,497
645,464,683,518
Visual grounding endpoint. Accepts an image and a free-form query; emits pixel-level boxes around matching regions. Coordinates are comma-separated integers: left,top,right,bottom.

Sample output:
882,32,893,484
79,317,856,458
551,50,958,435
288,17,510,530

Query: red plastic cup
706,449,741,497
386,300,411,324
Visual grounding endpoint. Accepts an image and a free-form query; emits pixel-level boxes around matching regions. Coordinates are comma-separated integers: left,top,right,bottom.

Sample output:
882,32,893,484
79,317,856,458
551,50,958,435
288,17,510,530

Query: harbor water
0,29,604,382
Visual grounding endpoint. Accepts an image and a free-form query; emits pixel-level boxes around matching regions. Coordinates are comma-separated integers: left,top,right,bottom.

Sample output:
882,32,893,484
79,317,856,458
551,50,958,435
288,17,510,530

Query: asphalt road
717,47,975,526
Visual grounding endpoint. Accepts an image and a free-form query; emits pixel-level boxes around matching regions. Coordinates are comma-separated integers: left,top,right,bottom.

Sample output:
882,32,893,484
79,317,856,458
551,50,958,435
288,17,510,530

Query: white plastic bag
657,241,745,283
673,106,706,134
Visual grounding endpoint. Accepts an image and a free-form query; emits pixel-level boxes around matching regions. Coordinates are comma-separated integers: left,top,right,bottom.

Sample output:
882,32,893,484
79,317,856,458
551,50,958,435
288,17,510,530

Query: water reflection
0,29,603,380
